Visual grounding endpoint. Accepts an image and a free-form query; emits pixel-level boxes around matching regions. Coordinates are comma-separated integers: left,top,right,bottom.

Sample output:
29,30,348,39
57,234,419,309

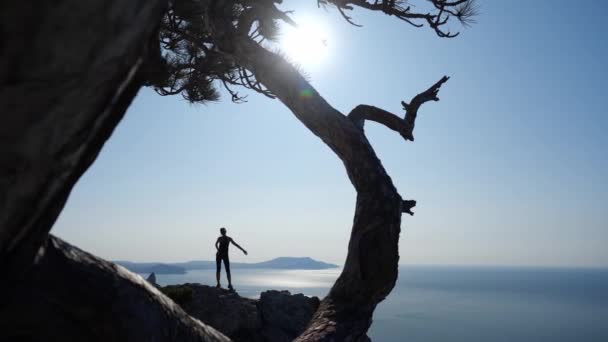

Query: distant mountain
115,257,338,274
175,257,338,270
114,261,186,274
171,260,216,269
236,257,338,270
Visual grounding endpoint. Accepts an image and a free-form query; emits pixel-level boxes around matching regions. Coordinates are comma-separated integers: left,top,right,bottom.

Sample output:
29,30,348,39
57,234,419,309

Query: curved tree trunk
228,37,409,341
0,0,163,285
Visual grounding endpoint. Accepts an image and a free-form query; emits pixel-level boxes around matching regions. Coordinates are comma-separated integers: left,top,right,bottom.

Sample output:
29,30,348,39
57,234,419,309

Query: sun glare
279,18,330,69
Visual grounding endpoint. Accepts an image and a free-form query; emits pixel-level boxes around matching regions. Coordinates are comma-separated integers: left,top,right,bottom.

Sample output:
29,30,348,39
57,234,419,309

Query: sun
278,18,330,69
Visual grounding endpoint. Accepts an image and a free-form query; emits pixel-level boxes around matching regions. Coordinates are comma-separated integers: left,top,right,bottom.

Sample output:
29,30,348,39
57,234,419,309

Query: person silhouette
215,227,247,291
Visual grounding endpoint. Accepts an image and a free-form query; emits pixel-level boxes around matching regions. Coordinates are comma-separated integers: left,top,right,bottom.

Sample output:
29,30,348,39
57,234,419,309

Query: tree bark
0,235,230,342
228,37,408,341
0,2,230,341
0,0,163,287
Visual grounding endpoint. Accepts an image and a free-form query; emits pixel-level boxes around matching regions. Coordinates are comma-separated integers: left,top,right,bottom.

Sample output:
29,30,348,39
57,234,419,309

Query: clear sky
54,1,607,267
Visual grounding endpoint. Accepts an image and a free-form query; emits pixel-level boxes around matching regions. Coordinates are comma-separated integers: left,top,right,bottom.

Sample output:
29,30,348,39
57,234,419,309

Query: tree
0,0,476,341
147,0,477,340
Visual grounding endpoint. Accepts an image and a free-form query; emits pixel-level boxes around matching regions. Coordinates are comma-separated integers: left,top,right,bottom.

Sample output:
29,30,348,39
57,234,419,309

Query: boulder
164,284,263,341
161,284,320,342
260,290,320,342
0,235,230,341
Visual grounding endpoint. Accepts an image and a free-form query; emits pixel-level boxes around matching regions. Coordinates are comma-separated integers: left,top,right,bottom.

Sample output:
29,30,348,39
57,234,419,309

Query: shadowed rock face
259,291,321,342
0,236,231,342
162,284,320,342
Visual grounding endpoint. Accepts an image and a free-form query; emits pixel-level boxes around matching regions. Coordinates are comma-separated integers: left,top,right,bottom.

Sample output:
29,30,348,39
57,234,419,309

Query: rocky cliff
161,284,320,342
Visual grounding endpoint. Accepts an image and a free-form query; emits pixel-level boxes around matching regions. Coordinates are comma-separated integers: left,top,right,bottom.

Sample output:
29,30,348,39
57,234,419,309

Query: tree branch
319,0,478,37
348,104,415,141
347,76,449,142
401,199,416,216
401,75,449,141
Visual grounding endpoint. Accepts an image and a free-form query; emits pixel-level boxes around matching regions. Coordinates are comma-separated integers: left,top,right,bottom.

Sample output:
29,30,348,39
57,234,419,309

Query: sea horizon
120,256,608,271
148,265,608,341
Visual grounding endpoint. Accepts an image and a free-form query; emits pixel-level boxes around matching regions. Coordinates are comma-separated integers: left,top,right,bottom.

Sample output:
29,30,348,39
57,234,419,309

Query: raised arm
230,238,247,255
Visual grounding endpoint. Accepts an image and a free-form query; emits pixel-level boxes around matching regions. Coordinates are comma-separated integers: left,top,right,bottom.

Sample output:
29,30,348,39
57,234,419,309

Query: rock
146,272,157,285
1,235,231,342
260,290,320,342
163,284,263,341
161,284,320,342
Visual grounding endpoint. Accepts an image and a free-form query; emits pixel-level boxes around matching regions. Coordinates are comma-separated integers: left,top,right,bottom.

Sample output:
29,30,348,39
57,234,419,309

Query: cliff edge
161,284,320,342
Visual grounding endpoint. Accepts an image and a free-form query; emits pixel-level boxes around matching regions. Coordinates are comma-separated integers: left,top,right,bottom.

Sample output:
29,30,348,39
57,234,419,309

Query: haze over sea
150,266,608,341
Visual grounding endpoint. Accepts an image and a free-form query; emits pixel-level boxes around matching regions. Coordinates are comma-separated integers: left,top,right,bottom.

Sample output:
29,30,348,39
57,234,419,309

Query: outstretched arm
230,238,247,255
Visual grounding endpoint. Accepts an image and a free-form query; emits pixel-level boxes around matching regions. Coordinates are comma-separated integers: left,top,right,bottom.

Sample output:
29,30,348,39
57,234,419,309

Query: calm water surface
152,266,608,341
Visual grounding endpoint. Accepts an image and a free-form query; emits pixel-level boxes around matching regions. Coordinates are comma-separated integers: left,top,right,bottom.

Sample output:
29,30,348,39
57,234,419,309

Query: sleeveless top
217,236,231,255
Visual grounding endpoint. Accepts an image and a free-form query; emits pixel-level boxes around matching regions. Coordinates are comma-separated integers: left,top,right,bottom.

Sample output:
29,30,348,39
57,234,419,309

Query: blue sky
54,1,607,267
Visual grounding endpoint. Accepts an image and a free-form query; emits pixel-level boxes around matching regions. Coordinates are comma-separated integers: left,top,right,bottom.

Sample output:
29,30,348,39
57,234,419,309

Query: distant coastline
115,257,339,274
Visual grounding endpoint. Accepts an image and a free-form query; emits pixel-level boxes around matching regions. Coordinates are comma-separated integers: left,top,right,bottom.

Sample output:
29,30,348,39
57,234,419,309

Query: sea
151,266,608,341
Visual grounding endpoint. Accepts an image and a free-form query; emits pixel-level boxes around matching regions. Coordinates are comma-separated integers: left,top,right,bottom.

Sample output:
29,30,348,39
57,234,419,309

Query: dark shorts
216,252,230,273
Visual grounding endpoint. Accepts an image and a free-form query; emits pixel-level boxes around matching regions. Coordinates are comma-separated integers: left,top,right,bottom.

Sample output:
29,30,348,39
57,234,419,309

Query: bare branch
402,199,416,216
320,0,477,37
348,104,415,141
346,76,448,142
337,4,364,27
401,75,449,140
221,79,247,103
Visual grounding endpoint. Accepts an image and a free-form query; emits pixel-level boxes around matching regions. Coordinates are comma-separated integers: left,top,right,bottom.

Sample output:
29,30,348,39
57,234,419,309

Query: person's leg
215,253,221,287
224,256,232,289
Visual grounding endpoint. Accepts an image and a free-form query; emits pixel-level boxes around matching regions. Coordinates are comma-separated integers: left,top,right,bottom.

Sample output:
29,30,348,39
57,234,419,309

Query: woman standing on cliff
215,227,248,291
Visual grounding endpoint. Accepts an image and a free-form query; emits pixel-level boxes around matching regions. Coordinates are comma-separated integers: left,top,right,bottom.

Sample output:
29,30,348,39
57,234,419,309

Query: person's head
220,227,227,236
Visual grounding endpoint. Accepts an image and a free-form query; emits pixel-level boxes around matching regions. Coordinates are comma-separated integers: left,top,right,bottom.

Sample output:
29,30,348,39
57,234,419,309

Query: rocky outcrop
147,272,158,285
161,284,320,342
260,291,321,342
0,235,230,341
164,284,262,341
